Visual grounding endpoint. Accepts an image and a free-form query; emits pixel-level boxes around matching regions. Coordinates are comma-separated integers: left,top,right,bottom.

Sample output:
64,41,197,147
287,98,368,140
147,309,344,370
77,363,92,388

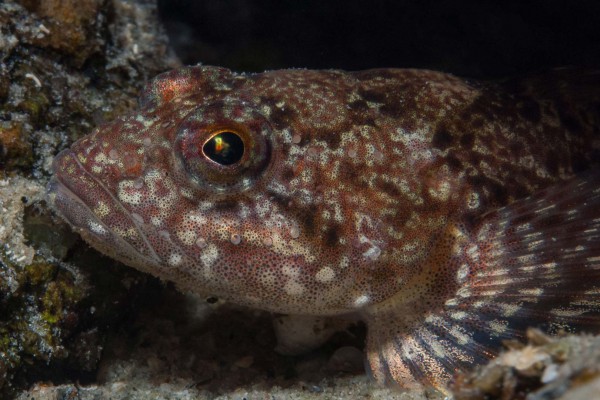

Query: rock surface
452,329,600,400
0,0,175,396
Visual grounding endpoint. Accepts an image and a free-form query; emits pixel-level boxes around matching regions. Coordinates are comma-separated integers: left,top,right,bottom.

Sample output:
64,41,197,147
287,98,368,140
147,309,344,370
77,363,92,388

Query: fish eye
175,102,273,193
203,130,245,166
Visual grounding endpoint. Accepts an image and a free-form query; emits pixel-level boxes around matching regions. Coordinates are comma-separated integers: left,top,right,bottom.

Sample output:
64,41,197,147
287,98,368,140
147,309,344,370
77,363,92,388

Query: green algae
0,0,175,396
0,252,81,388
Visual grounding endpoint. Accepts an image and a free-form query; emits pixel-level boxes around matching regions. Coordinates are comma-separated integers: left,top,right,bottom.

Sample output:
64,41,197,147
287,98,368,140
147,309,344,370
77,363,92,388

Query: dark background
158,0,600,78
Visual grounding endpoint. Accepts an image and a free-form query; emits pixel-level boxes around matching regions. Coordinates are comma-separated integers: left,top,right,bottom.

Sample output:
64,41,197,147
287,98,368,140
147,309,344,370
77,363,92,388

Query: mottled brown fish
47,66,600,390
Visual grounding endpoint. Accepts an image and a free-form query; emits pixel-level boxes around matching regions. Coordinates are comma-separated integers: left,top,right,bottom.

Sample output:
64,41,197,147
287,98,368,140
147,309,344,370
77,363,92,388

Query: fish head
47,66,460,315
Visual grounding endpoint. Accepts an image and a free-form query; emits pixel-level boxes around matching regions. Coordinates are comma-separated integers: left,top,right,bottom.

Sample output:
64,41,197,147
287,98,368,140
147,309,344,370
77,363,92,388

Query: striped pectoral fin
365,170,600,391
365,308,494,392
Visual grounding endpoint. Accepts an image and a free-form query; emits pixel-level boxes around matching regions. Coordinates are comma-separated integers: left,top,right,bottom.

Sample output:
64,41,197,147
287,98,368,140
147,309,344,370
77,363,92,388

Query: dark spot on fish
346,101,378,125
296,209,316,236
339,161,358,180
469,175,508,206
380,101,407,120
348,98,369,111
214,201,238,211
267,190,291,208
445,155,463,172
460,133,474,148
321,131,341,149
281,167,295,181
358,88,388,104
362,116,377,127
461,212,480,230
432,128,454,151
323,226,340,247
488,180,509,205
379,180,401,198
261,96,297,128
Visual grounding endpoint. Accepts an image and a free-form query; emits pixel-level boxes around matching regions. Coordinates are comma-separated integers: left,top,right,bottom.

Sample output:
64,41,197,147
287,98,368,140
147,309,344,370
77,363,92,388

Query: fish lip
46,149,162,268
46,148,98,229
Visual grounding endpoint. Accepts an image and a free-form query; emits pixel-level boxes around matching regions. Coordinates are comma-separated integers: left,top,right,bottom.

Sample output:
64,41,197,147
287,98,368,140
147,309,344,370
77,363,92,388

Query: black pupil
203,131,244,166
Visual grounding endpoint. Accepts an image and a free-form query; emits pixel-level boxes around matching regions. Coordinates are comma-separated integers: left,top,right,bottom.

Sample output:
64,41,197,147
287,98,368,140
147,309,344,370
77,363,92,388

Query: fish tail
364,171,600,390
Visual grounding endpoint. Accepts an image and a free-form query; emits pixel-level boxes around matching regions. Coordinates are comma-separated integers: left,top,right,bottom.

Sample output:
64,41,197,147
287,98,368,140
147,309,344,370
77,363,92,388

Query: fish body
47,66,600,389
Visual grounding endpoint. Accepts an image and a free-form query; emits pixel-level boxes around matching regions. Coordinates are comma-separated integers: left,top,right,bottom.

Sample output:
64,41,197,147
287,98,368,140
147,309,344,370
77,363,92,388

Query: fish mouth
46,149,162,271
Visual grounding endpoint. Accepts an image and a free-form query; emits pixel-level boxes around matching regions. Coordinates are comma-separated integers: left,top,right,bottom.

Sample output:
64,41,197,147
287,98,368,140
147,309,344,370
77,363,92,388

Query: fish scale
46,65,600,390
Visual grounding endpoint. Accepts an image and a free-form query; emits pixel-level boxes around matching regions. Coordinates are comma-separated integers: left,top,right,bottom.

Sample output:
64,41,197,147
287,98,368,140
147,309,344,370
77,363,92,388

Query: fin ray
365,171,600,390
